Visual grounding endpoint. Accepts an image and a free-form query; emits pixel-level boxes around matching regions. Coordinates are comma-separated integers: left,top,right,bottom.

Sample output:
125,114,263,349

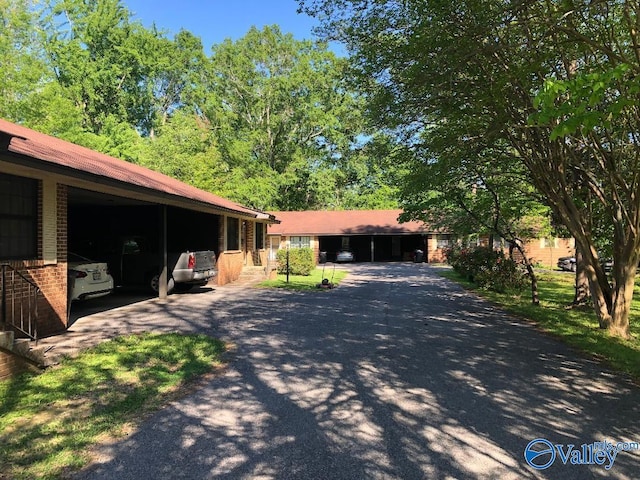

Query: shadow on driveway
67,264,640,479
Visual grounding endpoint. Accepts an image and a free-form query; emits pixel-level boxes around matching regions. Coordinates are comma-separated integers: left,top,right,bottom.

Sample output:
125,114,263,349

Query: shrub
276,247,315,275
445,244,528,293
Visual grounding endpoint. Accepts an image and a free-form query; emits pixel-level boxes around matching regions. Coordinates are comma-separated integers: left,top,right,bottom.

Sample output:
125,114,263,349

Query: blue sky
123,0,321,53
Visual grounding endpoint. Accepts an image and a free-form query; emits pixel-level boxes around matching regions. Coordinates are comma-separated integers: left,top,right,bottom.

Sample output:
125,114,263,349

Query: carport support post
159,205,168,299
371,236,375,262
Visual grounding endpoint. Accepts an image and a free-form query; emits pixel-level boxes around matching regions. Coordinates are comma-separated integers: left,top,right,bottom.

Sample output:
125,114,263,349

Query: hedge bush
444,244,528,293
276,247,315,276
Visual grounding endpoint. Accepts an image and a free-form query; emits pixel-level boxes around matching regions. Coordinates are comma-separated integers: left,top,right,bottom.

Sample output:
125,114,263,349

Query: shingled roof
268,210,434,236
0,118,271,219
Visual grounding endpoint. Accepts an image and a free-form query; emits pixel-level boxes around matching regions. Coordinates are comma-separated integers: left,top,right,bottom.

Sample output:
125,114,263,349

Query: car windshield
68,252,93,263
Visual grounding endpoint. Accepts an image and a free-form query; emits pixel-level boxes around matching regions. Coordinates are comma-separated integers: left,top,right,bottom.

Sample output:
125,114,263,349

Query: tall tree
199,25,371,210
395,126,551,305
0,0,51,122
299,0,640,338
144,29,207,137
42,0,156,134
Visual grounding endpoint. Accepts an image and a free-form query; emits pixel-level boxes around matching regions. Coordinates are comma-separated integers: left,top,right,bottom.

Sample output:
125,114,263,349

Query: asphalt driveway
66,263,640,479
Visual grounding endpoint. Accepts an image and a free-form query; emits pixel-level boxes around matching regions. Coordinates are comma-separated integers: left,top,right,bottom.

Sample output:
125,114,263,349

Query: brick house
267,210,452,263
267,210,574,269
0,118,276,354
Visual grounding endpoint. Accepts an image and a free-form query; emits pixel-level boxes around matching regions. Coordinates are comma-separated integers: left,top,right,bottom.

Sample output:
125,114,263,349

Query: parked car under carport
68,253,114,301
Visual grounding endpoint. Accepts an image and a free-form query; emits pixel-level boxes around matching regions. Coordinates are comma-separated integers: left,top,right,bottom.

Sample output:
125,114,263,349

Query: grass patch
259,266,348,290
439,268,640,380
0,333,226,480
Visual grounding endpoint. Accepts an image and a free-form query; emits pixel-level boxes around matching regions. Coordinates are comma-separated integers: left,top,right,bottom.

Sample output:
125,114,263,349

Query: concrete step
0,331,48,368
230,266,270,286
0,331,14,350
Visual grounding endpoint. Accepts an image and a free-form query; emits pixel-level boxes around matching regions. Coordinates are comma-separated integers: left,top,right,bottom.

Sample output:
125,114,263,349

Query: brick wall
215,216,242,285
246,221,256,266
3,183,68,338
426,234,448,263
517,237,574,268
216,251,244,285
0,348,36,381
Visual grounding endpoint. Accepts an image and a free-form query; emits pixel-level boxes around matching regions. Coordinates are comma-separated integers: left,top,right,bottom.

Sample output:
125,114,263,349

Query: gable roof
268,210,434,236
0,118,273,220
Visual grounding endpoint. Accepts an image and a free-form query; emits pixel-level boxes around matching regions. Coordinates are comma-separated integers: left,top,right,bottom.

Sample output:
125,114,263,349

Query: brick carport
0,118,277,341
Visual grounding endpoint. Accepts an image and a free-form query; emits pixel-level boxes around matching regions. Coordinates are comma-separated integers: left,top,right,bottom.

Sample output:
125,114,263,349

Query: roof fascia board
0,153,261,219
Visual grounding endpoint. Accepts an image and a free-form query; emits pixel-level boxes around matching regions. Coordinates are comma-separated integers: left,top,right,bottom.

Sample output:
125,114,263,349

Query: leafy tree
42,0,156,134
144,29,208,137
0,0,52,122
299,0,640,338
137,110,221,191
199,25,372,210
394,125,550,305
2,1,398,214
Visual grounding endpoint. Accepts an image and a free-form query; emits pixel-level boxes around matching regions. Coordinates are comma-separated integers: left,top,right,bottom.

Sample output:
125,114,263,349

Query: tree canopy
299,0,640,338
0,0,398,211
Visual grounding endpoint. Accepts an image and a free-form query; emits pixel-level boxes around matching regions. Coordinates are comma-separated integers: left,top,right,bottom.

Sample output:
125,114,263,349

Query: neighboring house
0,118,277,348
483,235,575,269
267,210,574,269
267,210,452,263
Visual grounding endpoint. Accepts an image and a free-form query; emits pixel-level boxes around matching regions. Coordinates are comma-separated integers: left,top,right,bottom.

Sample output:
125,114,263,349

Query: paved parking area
44,264,640,479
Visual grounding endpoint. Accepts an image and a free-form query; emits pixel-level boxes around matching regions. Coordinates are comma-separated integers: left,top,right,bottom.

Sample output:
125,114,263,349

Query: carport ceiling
68,187,152,207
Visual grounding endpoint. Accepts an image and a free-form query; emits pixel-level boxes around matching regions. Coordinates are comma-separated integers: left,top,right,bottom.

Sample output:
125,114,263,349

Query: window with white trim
289,236,310,248
436,235,451,249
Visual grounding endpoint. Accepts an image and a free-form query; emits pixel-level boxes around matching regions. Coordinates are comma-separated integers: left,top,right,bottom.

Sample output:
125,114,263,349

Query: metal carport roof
0,118,275,221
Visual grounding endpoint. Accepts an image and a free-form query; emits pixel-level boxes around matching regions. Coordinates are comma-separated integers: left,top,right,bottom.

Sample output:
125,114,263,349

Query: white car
557,256,576,272
68,253,114,301
336,250,355,263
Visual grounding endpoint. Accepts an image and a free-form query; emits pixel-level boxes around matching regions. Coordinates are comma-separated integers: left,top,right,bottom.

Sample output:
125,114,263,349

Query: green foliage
259,267,348,290
445,245,528,293
201,25,385,210
439,269,640,380
531,64,638,140
299,0,640,335
0,333,225,480
0,0,53,123
1,2,398,212
276,247,315,275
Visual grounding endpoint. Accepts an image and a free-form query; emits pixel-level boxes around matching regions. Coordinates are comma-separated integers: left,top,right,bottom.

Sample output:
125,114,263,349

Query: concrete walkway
44,263,640,479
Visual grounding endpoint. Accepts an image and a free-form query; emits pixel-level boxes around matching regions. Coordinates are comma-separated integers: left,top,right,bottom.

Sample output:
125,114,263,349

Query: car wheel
149,273,175,294
570,263,576,272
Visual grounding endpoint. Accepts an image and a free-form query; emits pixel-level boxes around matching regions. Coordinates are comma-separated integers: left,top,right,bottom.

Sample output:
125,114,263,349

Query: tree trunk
526,261,539,306
604,263,635,339
573,249,590,305
511,241,539,305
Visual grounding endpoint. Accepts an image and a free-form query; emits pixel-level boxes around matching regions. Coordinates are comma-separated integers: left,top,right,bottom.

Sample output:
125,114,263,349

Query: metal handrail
1,263,39,341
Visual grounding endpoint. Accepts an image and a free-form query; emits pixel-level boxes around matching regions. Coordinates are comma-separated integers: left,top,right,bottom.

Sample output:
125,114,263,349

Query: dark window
226,217,239,250
256,223,265,249
0,173,38,260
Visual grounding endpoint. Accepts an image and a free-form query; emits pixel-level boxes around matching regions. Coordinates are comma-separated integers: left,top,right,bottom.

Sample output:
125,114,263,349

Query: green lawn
0,333,226,480
438,268,640,380
259,266,348,290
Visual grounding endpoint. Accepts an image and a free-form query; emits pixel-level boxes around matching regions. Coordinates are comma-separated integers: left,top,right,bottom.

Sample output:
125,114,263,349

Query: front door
269,236,281,261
